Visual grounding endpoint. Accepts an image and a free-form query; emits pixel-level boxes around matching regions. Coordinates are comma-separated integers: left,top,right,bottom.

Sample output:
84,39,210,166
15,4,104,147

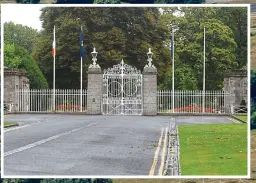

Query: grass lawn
114,179,254,183
178,124,247,175
4,121,18,127
235,115,248,122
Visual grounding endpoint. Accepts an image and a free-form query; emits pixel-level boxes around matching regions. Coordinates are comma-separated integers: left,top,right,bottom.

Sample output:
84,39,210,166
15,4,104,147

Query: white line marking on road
149,127,164,176
4,122,98,157
4,125,30,132
158,127,168,176
4,120,42,133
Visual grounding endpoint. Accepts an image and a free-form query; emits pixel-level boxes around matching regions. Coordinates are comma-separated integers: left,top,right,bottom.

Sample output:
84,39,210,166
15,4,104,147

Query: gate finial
145,48,155,68
89,47,100,68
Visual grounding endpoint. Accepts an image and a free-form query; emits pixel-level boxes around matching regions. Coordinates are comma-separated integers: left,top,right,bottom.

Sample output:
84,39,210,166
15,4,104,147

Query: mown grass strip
179,124,247,175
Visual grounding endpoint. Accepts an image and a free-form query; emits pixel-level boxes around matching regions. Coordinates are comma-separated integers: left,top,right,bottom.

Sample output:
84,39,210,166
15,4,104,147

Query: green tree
215,7,247,69
5,43,48,89
33,7,170,89
4,22,39,54
162,7,239,90
33,7,246,91
159,65,198,90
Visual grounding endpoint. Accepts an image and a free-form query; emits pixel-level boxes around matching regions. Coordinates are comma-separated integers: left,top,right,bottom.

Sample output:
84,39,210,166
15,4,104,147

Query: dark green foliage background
5,22,39,54
31,7,247,90
4,44,49,89
4,7,247,92
4,22,49,89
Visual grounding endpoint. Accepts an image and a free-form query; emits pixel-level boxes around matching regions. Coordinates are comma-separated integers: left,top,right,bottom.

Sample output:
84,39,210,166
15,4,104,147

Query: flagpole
80,56,83,112
203,26,206,113
172,29,175,113
53,25,56,111
80,25,83,112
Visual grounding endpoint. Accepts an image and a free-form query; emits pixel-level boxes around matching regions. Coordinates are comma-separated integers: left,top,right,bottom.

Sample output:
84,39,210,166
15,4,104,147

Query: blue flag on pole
80,26,84,57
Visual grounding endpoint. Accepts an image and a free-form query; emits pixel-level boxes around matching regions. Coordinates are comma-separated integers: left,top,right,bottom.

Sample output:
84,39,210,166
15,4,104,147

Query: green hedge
4,43,48,89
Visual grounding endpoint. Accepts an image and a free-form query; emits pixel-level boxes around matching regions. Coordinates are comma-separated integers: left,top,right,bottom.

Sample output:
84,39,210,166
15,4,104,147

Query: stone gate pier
4,67,30,112
223,68,247,113
86,48,102,115
143,48,157,116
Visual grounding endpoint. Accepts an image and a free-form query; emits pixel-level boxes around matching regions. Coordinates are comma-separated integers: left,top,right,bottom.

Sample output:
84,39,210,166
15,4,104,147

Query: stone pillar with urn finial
143,48,157,116
87,47,102,114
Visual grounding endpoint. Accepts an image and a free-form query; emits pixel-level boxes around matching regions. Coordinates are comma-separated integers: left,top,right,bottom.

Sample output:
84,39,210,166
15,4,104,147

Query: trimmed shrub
4,43,48,89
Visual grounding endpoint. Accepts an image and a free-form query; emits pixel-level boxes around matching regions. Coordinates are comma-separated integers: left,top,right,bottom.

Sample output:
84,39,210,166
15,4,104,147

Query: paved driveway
3,114,232,176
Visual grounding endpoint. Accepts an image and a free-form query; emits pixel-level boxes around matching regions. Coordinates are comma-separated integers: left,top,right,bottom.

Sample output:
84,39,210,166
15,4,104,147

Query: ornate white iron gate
102,60,142,115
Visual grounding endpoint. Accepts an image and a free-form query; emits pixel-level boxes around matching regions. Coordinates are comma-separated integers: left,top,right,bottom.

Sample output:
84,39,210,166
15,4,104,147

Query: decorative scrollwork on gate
103,59,141,75
102,59,142,115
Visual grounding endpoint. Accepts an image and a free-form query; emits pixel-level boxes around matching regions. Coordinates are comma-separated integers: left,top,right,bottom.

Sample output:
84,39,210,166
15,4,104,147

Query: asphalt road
4,114,232,176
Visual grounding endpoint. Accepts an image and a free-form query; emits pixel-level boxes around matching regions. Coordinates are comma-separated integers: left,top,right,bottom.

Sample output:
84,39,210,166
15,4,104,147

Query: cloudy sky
2,5,44,31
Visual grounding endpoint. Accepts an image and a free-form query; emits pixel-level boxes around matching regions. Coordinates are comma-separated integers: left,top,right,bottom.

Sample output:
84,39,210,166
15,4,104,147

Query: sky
2,5,45,31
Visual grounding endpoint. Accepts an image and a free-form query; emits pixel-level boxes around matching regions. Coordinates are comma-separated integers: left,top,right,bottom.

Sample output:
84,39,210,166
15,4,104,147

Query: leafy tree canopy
34,7,170,89
5,7,246,91
4,22,39,54
31,7,247,90
4,43,48,89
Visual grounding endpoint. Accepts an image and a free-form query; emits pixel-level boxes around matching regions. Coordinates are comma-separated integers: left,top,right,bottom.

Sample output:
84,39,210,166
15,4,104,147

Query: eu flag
80,27,84,57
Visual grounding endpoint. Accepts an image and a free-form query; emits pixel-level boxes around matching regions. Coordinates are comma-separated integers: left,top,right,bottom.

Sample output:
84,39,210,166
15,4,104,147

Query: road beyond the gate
4,114,232,176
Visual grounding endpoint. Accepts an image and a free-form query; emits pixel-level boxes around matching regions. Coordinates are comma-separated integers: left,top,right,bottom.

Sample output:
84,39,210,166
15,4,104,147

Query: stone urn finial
145,48,155,68
89,47,100,68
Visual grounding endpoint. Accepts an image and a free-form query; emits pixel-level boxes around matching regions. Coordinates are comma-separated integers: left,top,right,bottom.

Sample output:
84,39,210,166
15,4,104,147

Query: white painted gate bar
157,90,231,114
16,89,87,112
14,89,234,114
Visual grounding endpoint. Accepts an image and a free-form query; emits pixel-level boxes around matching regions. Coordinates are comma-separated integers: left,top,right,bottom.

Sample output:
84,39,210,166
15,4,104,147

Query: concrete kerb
177,125,181,175
231,115,247,123
163,120,180,176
